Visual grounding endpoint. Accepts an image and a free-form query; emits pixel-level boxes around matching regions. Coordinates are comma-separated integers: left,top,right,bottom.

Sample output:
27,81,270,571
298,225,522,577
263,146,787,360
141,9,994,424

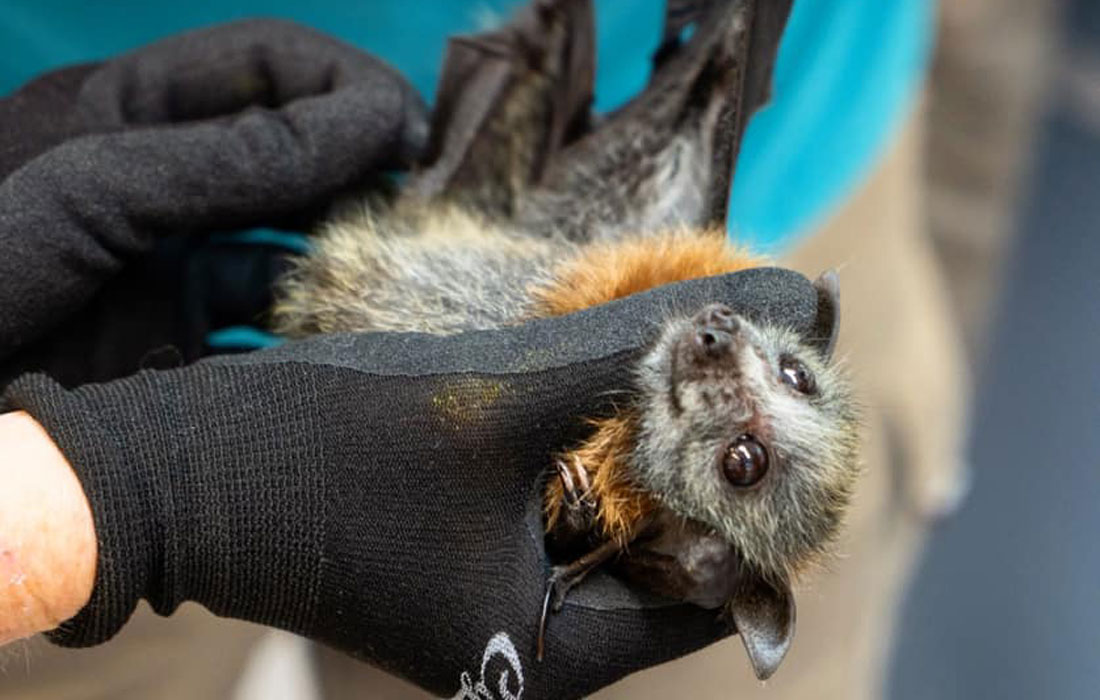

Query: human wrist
0,410,96,644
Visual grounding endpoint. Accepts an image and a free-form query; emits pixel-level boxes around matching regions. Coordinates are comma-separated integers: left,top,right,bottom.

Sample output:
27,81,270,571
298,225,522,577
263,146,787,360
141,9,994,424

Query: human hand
0,19,427,388
2,267,830,698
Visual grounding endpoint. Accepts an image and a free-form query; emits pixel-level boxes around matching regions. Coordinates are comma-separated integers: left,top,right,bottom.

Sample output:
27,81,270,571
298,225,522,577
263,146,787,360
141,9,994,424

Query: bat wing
404,0,595,217
646,0,796,226
523,0,795,237
614,534,796,682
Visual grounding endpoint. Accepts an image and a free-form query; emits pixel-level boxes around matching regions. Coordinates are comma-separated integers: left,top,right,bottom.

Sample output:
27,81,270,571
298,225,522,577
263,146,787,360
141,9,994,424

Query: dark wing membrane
653,0,795,227
523,0,794,236
404,0,595,216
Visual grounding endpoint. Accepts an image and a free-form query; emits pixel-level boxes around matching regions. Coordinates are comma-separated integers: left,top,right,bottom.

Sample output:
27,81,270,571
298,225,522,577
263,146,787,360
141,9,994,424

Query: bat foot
536,539,622,661
555,457,598,533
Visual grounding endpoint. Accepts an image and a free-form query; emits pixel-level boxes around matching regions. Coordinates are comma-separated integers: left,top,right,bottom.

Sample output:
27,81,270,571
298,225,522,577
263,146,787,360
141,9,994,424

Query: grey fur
274,204,576,336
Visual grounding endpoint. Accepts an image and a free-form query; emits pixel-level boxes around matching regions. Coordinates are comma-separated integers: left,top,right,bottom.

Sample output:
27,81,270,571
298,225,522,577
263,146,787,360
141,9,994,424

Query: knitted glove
0,19,427,388
4,267,826,698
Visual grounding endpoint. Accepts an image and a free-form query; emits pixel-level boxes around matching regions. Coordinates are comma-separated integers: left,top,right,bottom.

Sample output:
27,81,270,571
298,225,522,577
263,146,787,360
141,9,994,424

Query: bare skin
0,410,96,645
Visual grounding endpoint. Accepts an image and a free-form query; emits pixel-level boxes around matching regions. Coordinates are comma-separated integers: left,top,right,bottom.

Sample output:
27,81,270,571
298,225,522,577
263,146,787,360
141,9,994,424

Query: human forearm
0,410,96,644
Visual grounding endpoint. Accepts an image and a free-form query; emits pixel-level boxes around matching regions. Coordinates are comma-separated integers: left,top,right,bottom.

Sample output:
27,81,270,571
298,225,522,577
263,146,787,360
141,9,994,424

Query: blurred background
890,0,1100,697
0,0,1097,698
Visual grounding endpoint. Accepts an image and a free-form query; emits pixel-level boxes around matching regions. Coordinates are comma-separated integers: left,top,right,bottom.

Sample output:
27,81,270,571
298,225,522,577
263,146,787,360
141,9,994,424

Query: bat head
629,272,859,679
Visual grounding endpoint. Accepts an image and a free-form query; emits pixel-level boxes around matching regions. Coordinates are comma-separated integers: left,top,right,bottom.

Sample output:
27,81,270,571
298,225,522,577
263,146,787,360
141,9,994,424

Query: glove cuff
3,373,164,646
3,361,332,648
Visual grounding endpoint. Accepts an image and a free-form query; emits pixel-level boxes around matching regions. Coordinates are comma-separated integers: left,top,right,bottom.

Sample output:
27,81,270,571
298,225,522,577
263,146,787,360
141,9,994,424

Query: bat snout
691,303,742,360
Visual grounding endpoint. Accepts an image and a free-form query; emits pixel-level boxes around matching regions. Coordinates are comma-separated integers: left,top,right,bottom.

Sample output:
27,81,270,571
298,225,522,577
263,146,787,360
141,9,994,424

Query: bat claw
554,458,579,506
536,565,581,662
555,457,598,532
537,583,553,662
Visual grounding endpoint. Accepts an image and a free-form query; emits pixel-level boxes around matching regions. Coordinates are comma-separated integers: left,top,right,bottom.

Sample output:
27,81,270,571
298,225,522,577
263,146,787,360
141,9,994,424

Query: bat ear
728,574,796,681
811,269,841,361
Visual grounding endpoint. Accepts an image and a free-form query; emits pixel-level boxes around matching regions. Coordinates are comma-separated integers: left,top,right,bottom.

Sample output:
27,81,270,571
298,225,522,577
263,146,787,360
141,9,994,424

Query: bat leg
536,538,622,661
554,457,598,533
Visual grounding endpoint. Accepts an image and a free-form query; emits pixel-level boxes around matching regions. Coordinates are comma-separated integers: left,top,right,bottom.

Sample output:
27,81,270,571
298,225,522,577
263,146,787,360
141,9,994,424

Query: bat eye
723,435,769,488
780,355,817,395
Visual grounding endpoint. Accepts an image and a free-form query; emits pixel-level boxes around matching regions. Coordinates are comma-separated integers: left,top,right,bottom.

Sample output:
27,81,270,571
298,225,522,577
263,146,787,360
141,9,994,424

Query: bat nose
693,304,740,358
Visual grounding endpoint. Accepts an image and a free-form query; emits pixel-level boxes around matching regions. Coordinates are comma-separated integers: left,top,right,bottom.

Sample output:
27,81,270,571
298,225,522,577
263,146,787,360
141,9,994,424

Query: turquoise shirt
2,0,932,252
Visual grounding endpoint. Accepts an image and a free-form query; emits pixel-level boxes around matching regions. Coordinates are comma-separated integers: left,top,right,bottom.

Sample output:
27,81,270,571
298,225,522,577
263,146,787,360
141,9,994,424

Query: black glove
3,267,826,698
0,19,427,388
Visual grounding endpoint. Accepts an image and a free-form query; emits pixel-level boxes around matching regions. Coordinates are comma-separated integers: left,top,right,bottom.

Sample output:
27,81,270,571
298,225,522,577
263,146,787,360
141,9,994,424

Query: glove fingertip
533,602,730,695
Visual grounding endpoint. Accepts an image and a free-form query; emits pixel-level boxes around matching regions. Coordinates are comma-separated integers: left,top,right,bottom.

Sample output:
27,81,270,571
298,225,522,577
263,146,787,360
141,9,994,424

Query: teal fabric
208,229,312,256
730,0,933,252
205,325,285,350
1,0,931,250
